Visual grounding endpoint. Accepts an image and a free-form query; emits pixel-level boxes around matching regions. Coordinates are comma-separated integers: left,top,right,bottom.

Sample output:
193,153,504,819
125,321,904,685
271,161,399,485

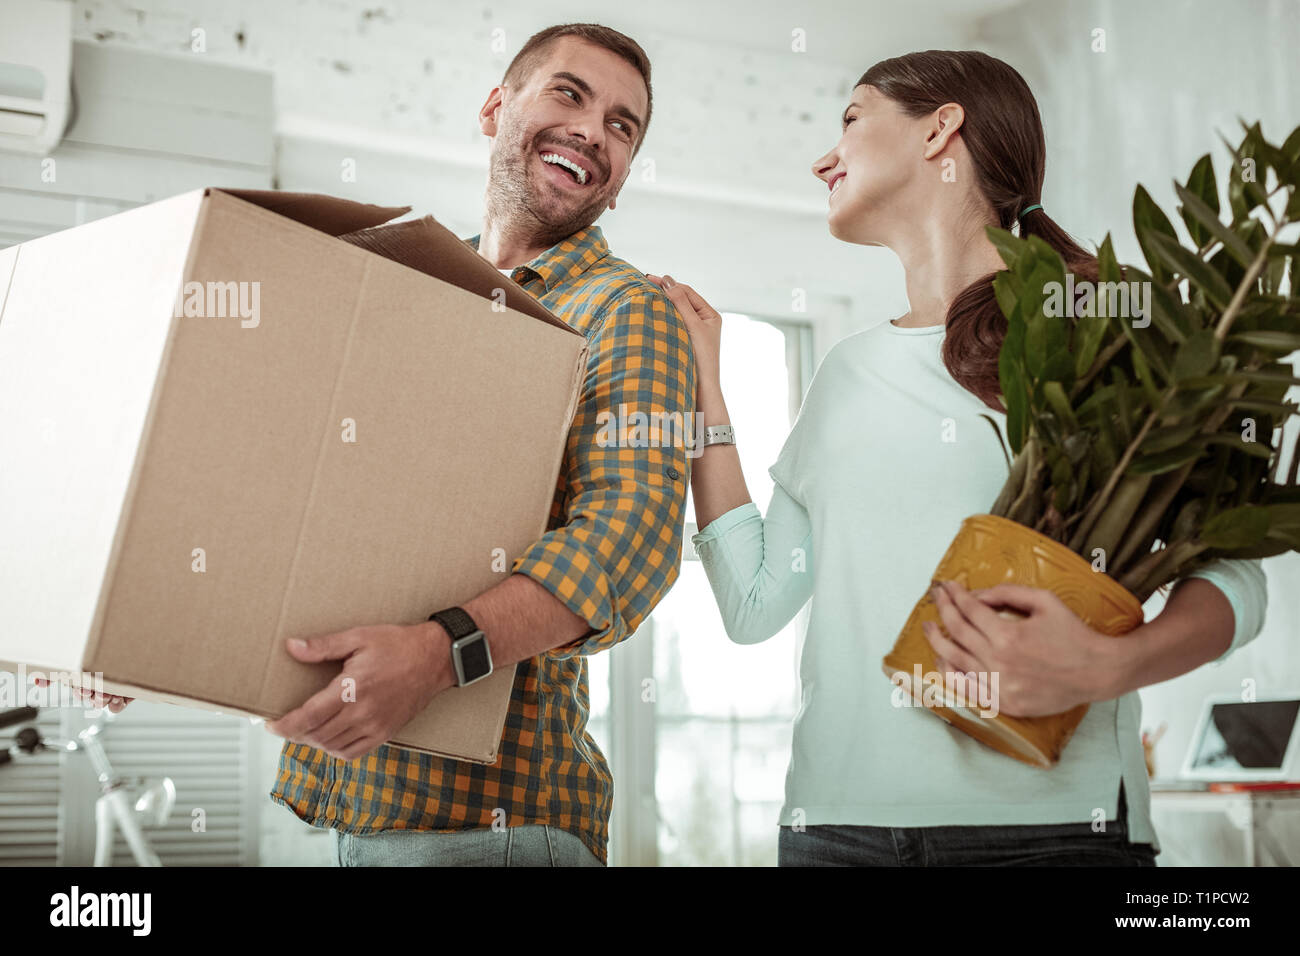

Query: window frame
594,314,813,867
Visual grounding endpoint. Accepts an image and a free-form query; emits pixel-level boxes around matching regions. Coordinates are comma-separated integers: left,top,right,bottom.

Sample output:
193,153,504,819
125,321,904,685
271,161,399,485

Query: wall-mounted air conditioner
0,0,72,155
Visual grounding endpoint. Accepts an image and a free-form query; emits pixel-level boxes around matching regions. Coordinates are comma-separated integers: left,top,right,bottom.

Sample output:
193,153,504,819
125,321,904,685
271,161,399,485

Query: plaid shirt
270,224,695,864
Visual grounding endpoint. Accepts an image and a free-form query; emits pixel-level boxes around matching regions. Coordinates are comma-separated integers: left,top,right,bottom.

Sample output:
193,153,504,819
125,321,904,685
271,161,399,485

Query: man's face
480,36,648,246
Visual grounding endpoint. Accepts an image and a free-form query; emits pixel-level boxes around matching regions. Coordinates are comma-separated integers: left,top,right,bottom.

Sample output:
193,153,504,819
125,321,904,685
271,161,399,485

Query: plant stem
1110,462,1196,574
1006,438,1042,525
991,446,1030,517
1068,394,1171,552
1215,232,1277,341
1083,473,1152,565
1123,539,1210,604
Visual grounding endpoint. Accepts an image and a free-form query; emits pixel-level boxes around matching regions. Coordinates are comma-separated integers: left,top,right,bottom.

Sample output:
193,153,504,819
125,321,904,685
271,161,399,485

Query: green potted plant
884,120,1300,767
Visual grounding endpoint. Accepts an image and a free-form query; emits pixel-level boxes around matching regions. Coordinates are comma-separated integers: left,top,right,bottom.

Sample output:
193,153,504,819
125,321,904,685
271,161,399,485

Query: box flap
209,188,409,238
339,216,581,335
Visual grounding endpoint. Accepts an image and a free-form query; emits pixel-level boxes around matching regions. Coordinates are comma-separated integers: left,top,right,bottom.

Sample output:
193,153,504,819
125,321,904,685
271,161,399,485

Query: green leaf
993,272,1022,322
999,350,1028,454
1127,333,1164,400
1123,264,1190,343
1229,331,1300,352
1203,433,1275,459
1146,232,1235,311
1187,153,1219,210
1227,397,1300,417
1042,381,1078,431
1074,314,1110,379
1025,310,1049,381
1200,505,1269,548
1141,422,1202,454
1178,155,1219,248
1165,383,1227,417
1261,503,1300,529
1173,328,1221,380
1129,443,1205,475
1282,125,1300,162
1175,181,1252,267
1133,185,1180,284
1229,370,1300,388
1111,367,1136,445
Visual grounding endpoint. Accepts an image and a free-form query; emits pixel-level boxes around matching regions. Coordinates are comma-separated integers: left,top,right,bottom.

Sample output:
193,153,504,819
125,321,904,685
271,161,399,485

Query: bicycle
0,705,176,866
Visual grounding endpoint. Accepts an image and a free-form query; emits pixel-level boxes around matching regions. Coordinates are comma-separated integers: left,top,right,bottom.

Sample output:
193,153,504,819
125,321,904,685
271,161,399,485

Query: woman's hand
645,274,723,398
921,579,1117,718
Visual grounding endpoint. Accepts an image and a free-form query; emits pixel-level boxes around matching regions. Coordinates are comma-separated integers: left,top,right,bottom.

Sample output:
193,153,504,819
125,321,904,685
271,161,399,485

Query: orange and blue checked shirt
269,224,696,864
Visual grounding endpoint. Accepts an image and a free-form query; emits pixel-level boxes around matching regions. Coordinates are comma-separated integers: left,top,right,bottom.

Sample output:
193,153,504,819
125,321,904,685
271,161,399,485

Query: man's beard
487,129,611,250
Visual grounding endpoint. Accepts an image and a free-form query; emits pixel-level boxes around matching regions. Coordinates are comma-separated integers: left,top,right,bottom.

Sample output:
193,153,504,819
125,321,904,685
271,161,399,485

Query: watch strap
703,424,736,446
429,606,479,640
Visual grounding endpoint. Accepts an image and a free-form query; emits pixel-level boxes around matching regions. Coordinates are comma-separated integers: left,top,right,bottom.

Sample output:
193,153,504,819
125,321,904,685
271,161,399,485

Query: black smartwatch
428,607,493,687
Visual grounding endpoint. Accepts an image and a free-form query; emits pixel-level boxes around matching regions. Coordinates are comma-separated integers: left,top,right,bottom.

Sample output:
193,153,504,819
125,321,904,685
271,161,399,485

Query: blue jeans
333,824,605,867
779,784,1157,867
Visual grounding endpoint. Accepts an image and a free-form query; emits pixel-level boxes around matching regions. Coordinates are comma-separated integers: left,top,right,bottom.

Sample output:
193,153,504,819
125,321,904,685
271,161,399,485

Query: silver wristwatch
703,424,736,447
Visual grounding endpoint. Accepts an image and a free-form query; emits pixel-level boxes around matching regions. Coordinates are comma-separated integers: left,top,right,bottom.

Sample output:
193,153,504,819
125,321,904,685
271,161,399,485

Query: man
264,23,695,866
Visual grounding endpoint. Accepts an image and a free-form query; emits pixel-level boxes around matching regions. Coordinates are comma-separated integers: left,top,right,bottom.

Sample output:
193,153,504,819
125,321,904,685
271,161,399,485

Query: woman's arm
693,484,815,645
1097,558,1269,698
647,273,814,643
927,556,1269,716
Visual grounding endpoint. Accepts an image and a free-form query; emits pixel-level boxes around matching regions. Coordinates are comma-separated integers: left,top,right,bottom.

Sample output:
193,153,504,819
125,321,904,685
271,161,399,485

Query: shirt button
666,467,681,481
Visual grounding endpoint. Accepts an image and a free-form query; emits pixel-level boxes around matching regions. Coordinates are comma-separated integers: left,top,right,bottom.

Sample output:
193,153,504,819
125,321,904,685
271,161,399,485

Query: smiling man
265,24,696,867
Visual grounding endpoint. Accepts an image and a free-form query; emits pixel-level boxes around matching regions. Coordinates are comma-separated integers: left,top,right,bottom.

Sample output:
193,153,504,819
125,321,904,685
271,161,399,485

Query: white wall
64,0,1031,358
978,0,1300,782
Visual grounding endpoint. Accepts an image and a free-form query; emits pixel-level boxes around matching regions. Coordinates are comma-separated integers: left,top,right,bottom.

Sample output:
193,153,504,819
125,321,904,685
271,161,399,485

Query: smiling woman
651,46,1269,869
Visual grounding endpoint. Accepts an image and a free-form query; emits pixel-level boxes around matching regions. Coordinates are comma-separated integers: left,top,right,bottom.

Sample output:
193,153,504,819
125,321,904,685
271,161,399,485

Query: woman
648,50,1267,866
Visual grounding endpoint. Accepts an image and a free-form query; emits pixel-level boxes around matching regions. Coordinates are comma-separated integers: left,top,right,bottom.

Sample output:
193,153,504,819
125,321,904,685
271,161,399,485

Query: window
586,313,812,866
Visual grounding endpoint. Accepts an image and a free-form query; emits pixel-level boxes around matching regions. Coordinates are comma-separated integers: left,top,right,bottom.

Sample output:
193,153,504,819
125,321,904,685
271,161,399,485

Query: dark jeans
779,783,1157,867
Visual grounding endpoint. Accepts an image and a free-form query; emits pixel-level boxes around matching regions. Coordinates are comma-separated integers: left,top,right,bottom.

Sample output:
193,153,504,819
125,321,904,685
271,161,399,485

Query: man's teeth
831,177,843,195
541,152,589,185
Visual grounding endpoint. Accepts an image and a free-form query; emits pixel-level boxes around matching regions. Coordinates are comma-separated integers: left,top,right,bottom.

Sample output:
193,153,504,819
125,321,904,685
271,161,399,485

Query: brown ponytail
859,51,1094,411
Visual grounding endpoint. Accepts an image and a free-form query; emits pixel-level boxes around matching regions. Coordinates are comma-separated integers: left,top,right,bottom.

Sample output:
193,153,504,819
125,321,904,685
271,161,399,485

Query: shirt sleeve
1182,557,1269,663
691,482,815,645
511,286,696,659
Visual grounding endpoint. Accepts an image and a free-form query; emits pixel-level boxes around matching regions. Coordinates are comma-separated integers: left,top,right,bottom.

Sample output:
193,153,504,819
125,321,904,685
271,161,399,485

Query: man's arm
496,286,697,658
267,285,696,758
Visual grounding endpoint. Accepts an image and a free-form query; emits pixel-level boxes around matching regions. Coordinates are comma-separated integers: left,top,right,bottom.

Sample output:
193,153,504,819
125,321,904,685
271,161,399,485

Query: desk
1150,788,1300,866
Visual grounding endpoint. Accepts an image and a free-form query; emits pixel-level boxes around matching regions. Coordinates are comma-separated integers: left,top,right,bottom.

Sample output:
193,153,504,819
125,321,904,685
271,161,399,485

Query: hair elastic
1018,203,1043,220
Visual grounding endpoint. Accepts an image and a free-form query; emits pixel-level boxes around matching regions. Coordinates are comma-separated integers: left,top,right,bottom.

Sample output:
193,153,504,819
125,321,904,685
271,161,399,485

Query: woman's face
812,84,920,245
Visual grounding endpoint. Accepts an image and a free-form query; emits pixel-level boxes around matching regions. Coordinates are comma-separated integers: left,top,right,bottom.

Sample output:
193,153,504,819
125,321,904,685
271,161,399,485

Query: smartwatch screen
458,635,490,679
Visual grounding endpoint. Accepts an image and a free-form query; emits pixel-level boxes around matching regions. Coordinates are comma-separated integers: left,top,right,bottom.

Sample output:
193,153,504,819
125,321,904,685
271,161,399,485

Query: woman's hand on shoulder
646,273,723,396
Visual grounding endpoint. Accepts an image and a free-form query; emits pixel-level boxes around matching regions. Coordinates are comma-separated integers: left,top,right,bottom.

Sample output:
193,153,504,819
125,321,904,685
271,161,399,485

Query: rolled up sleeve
511,287,696,658
1184,557,1269,663
692,484,815,645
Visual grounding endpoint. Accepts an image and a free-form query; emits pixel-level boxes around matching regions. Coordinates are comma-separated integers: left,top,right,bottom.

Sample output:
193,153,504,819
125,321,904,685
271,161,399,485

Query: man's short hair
502,23,653,154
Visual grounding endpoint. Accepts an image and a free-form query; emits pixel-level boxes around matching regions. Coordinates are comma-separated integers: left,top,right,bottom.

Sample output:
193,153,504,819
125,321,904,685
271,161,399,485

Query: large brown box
0,188,587,763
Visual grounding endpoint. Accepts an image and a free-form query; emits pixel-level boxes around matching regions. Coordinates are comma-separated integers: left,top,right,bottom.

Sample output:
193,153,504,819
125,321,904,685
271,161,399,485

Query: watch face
456,633,492,682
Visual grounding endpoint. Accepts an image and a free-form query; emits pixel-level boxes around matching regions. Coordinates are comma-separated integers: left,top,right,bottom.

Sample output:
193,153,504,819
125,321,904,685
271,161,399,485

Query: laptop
1150,693,1300,791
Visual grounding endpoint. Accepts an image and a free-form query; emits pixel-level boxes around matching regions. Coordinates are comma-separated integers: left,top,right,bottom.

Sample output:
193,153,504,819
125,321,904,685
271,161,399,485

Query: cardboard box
0,188,587,763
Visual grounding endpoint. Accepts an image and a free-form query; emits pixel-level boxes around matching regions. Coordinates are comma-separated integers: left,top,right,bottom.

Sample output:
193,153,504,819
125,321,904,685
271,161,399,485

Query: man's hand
265,622,455,761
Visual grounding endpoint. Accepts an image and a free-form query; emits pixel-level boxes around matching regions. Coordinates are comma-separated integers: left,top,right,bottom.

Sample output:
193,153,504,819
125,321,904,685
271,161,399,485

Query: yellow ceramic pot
881,513,1145,768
